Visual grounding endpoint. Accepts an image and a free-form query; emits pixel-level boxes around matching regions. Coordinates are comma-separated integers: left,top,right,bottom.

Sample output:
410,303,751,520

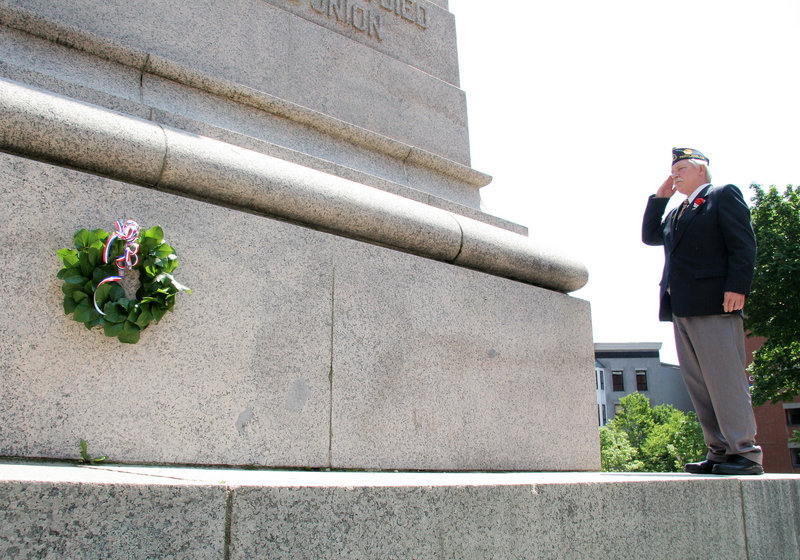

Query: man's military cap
672,147,709,165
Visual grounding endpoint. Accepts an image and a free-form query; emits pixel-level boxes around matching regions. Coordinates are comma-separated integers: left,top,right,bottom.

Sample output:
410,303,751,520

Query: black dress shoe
684,459,721,474
712,455,764,475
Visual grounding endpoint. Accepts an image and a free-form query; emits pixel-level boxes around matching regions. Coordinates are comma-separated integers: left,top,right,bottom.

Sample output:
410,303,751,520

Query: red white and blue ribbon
93,219,140,315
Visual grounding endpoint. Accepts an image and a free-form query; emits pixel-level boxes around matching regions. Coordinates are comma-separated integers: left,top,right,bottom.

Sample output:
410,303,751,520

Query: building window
602,404,607,425
786,408,800,426
595,368,605,390
636,369,648,391
790,448,800,468
612,370,624,391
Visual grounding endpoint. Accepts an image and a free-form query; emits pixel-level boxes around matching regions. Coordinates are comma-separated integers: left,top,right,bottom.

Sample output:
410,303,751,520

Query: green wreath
56,223,190,344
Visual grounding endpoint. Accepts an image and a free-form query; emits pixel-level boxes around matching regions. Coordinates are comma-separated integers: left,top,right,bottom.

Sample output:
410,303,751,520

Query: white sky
451,0,800,364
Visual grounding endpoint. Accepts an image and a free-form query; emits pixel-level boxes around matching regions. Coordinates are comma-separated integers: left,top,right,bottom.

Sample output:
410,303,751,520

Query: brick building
747,336,800,474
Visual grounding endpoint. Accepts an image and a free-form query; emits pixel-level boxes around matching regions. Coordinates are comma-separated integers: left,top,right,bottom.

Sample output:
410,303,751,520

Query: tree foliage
598,428,643,472
746,184,800,405
599,393,705,472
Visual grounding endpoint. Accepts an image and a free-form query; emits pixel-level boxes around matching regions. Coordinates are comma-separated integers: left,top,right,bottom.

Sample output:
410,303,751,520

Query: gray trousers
673,314,762,464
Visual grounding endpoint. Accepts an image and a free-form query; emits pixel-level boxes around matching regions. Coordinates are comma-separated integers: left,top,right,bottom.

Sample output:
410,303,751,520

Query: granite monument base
0,151,597,471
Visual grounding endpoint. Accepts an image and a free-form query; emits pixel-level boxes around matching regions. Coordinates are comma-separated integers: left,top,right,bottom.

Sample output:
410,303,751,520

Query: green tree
607,392,654,449
599,427,643,472
746,184,800,405
669,411,707,468
599,393,705,472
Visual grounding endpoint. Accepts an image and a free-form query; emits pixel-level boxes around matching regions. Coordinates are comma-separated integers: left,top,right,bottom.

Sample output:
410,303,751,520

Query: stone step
2,461,799,559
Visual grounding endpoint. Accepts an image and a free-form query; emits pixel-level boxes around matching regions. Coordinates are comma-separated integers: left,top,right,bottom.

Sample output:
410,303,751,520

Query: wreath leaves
57,226,190,343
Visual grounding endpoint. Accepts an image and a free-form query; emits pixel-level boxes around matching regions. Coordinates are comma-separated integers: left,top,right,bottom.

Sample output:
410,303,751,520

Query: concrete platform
2,461,798,559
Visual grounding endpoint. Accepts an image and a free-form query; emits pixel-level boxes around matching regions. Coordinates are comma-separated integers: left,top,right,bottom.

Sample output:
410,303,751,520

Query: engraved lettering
351,4,367,30
416,4,426,28
329,0,346,22
369,12,382,39
401,0,414,21
300,0,422,41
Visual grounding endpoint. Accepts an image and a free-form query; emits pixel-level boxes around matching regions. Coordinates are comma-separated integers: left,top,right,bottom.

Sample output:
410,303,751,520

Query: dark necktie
676,199,690,222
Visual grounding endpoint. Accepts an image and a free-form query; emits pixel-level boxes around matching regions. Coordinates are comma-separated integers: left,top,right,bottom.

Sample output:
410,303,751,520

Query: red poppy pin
692,197,705,210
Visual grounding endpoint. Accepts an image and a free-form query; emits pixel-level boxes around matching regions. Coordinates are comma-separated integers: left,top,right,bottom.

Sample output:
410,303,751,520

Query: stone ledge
0,38,520,231
2,462,799,559
0,77,587,293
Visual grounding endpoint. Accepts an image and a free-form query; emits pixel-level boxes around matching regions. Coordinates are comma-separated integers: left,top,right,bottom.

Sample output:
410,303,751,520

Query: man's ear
696,164,707,180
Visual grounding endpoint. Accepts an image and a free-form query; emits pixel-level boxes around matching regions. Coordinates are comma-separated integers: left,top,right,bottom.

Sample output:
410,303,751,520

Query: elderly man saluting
642,148,763,475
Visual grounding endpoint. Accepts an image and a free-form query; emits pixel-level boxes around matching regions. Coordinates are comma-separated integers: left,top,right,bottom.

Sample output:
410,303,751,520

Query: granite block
1,0,471,163
454,214,589,292
141,72,415,187
0,150,594,471
1,80,590,470
406,144,491,187
258,0,459,85
274,3,470,162
0,77,164,184
150,105,515,232
0,2,150,69
159,126,464,262
330,239,598,471
0,153,333,467
1,464,227,559
0,24,144,104
8,463,799,559
740,477,800,559
0,58,152,121
229,473,749,559
1,26,489,215
0,79,577,291
404,156,482,209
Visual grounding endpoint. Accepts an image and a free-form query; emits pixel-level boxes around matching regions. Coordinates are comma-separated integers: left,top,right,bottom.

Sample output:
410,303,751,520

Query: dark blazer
642,184,756,322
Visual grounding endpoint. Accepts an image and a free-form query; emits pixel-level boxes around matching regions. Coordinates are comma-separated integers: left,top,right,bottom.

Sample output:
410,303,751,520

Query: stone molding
0,77,588,292
0,3,490,188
